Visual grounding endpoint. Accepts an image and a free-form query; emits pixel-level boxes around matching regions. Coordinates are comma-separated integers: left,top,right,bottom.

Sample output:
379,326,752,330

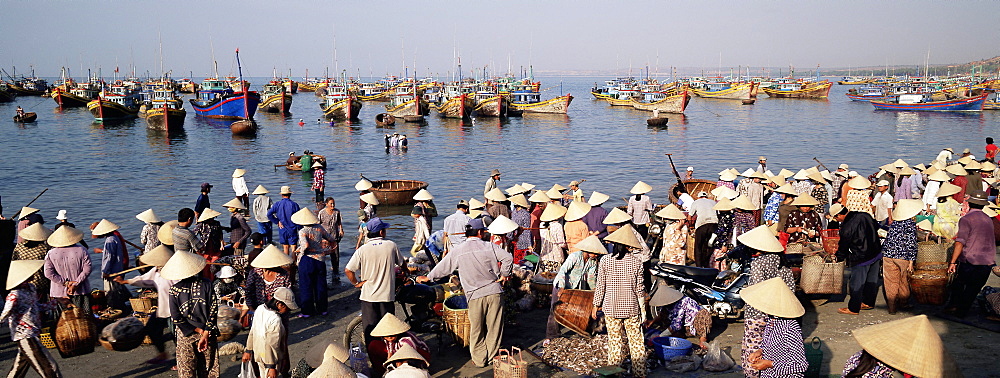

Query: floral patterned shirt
0,284,40,341
882,219,917,261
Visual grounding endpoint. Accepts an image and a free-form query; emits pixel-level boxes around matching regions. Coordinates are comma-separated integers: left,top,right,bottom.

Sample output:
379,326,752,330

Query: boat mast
235,49,249,120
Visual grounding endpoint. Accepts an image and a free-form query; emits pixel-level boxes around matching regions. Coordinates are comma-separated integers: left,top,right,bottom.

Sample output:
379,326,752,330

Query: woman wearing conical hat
842,315,962,378
162,251,221,377
251,185,274,244
222,198,252,251
881,200,922,314
709,198,737,271
594,225,648,377
842,175,874,216
731,195,761,242
193,208,225,272
784,194,822,243
367,313,431,377
44,226,92,312
539,203,568,265
736,170,766,217
245,245,293,310
742,277,807,378
13,224,53,299
736,226,796,378
136,209,163,254
716,168,738,191
626,181,654,239
654,204,688,265
2,260,63,377
932,183,963,240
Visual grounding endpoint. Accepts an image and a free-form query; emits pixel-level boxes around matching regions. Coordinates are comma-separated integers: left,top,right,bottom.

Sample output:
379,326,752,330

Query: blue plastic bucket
651,336,693,361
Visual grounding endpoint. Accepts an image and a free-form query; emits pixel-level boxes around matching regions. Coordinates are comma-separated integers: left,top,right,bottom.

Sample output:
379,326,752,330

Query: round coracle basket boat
668,179,718,203
369,179,429,205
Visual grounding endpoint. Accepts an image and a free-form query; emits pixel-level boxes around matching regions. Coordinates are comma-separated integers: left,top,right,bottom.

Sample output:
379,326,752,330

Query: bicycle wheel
343,315,364,349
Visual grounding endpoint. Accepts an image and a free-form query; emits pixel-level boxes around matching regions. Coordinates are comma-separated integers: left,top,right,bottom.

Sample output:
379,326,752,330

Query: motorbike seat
657,263,719,278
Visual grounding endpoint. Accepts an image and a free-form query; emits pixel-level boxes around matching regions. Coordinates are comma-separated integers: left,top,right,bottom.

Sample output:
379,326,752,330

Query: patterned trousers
741,316,768,378
7,337,61,378
605,315,647,378
174,329,219,378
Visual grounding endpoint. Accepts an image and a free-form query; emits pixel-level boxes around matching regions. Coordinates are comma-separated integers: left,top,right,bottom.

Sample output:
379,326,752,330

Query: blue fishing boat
871,93,988,111
189,78,260,119
845,85,890,102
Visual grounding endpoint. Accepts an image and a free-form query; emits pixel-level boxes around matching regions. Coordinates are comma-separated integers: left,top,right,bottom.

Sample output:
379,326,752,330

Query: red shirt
986,144,998,161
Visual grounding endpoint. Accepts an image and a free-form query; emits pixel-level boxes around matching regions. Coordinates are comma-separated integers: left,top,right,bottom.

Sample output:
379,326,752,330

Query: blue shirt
101,236,124,275
882,219,917,261
195,193,210,215
267,198,301,231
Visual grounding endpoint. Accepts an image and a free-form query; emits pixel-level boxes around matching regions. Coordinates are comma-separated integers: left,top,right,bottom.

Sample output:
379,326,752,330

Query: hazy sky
3,1,998,78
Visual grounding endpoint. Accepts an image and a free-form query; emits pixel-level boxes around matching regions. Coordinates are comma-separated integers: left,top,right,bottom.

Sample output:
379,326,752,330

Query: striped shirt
759,317,807,378
627,195,654,225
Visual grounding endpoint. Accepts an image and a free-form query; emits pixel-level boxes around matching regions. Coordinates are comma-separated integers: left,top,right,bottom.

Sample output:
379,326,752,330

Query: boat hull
871,94,988,111
321,97,363,120
630,91,690,114
985,101,1000,111
87,99,139,121
385,99,429,117
259,94,293,113
762,82,832,98
13,112,37,122
590,91,610,100
474,96,508,117
145,107,186,131
434,95,474,118
230,119,258,135
8,84,45,96
51,91,93,107
357,91,390,101
0,90,15,103
189,92,260,119
845,93,889,102
510,94,573,114
691,82,757,100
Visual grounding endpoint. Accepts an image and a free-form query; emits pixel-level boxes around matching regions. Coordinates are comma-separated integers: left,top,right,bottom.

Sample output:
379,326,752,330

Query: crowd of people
3,140,999,377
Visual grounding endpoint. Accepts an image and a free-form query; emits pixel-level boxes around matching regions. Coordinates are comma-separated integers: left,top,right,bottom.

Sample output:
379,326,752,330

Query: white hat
306,342,348,368
540,203,567,222
504,184,527,196
252,185,269,195
851,315,960,378
355,178,373,191
18,223,52,242
520,183,536,191
602,207,631,224
740,277,805,318
876,180,890,187
468,198,485,210
718,170,738,182
737,225,783,252
56,210,67,221
370,313,411,337
573,235,608,255
838,163,849,170
604,224,643,249
712,197,735,211
587,191,610,206
630,181,652,194
384,343,428,367
139,245,174,267
686,166,693,171
159,251,207,281
508,194,529,208
6,260,44,290
484,188,508,202
273,287,299,311
232,168,246,178
197,208,222,222
92,219,120,236
711,186,739,200
47,226,83,248
564,201,592,222
892,199,923,221
528,191,550,203
361,192,380,205
223,198,246,210
847,176,871,190
251,245,295,268
412,189,434,201
280,185,294,195
157,220,178,245
730,195,759,211
17,207,39,220
654,204,686,220
487,215,519,235
136,208,161,224
291,208,320,225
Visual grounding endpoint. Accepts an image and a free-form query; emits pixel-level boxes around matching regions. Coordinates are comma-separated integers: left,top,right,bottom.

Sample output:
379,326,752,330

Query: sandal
837,308,859,315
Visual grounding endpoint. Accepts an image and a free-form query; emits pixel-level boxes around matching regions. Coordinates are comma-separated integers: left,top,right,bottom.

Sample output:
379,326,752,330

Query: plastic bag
238,360,257,378
348,342,371,377
701,341,735,372
664,354,701,373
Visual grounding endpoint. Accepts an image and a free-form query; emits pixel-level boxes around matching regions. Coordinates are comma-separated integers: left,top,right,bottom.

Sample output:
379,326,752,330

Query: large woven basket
443,295,470,347
800,255,844,294
911,264,949,305
130,297,155,313
55,305,97,358
553,289,595,337
916,241,948,263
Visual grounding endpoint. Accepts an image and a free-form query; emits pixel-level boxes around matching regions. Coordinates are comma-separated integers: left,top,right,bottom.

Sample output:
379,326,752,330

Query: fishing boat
144,88,186,131
87,83,141,121
177,78,199,93
13,112,37,122
691,82,757,100
367,179,429,205
509,91,573,114
7,76,49,96
230,119,258,135
357,82,390,101
668,179,718,203
630,90,690,114
384,84,428,117
258,81,292,114
761,80,832,98
0,83,16,102
473,90,509,117
375,113,396,126
283,154,326,171
837,76,874,85
985,101,1000,111
188,78,260,119
320,82,362,120
871,93,988,111
51,83,100,108
282,78,297,94
604,81,639,106
433,89,475,119
845,86,890,102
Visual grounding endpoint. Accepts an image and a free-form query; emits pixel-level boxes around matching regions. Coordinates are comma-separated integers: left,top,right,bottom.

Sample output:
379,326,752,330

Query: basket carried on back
553,289,595,337
55,305,97,358
443,295,470,347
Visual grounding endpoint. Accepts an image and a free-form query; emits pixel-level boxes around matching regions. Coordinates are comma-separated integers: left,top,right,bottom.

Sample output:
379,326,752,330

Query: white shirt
677,193,695,212
922,181,942,210
871,191,894,222
443,210,471,247
233,177,249,196
125,267,177,318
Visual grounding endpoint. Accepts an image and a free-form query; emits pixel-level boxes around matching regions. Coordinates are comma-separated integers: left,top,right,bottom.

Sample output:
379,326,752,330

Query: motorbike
648,244,753,320
343,275,462,348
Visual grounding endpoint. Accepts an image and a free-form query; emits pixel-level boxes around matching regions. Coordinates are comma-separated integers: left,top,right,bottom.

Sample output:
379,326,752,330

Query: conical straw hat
484,188,508,202
748,170,768,179
927,170,951,182
550,183,566,191
605,224,642,249
936,182,961,198
767,175,787,186
360,192,380,205
564,201,592,221
648,280,683,307
291,208,320,225
654,204,686,220
47,226,83,248
711,186,738,200
630,181,652,194
807,172,827,185
741,277,804,318
774,183,797,196
913,163,927,171
355,178,373,191
574,235,608,255
468,198,485,209
917,219,934,231
981,161,997,172
252,185,269,195
223,198,246,210
306,341,349,368
528,191,550,203
468,209,483,219
251,245,295,268
135,209,161,224
92,219,120,236
897,166,916,176
793,169,810,180
851,315,961,378
945,164,968,176
487,215,519,235
139,245,175,267
17,206,39,220
371,313,411,337
731,195,759,211
774,169,791,178
603,207,631,224
158,220,178,245
412,189,434,201
6,260,44,290
712,197,735,211
232,168,246,178
790,194,820,207
957,155,973,165
847,176,872,189
740,168,756,177
508,194,528,208
587,191,610,206
18,223,52,242
309,356,354,377
964,160,983,171
520,183,536,191
197,208,222,222
737,225,784,252
719,170,738,181
545,188,563,199
820,170,834,182
159,251,207,281
504,184,527,196
923,166,939,175
892,199,923,221
892,158,908,168
384,343,428,367
932,160,946,169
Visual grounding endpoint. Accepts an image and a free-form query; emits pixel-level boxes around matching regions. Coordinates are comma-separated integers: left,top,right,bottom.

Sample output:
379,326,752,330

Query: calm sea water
2,76,998,284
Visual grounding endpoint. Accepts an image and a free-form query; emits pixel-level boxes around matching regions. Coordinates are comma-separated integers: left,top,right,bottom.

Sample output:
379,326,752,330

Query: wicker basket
785,243,805,255
443,295,470,347
553,289,595,337
820,229,840,255
800,255,845,294
916,241,948,263
130,297,156,313
911,267,949,305
55,305,97,358
493,347,528,378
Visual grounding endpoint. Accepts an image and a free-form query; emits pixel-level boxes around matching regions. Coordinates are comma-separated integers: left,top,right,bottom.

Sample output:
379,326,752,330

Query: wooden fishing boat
52,86,99,107
691,82,757,100
845,86,890,102
282,78,297,94
258,81,292,114
510,94,573,114
87,84,141,121
13,112,37,122
368,179,429,205
473,93,508,117
0,83,15,102
837,77,874,85
320,83,362,120
984,101,1000,110
433,93,474,118
630,91,690,114
375,113,396,125
357,81,391,101
871,93,988,111
668,179,718,203
230,119,258,135
7,78,49,96
761,80,832,98
403,115,425,122
385,96,428,117
284,154,326,171
144,88,186,131
177,78,199,93
646,117,668,126
189,78,261,119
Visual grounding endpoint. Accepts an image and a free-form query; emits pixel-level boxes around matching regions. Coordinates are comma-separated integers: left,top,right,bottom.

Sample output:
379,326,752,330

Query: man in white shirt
232,169,250,209
443,201,472,250
345,218,406,341
871,180,894,225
